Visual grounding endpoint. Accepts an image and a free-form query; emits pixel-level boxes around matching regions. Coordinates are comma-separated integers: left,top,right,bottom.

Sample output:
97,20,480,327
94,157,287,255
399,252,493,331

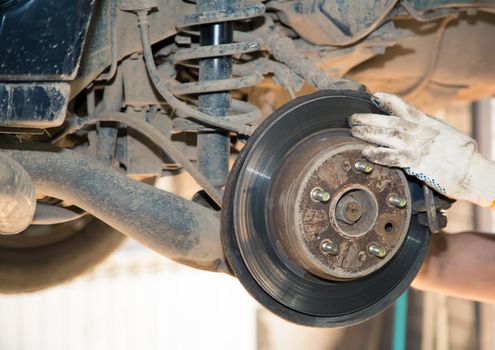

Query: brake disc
222,90,430,327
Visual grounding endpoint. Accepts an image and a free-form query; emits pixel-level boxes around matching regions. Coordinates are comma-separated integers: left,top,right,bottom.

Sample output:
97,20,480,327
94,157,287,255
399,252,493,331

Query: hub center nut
336,195,363,224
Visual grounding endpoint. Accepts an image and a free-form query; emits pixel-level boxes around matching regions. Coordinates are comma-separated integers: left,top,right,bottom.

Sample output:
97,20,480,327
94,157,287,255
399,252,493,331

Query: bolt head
335,195,363,225
388,195,407,208
311,188,330,202
320,241,338,255
368,244,387,258
354,161,374,174
343,201,363,222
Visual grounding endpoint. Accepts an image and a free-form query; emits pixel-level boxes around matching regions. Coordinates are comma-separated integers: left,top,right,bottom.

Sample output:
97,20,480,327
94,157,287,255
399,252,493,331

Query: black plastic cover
0,0,94,80
0,83,70,127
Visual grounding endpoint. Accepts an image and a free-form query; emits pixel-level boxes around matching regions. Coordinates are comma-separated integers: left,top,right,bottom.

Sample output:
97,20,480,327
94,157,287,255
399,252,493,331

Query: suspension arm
3,146,228,273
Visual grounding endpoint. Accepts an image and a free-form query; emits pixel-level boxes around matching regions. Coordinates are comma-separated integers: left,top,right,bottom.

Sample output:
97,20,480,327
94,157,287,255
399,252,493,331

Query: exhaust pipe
4,146,227,273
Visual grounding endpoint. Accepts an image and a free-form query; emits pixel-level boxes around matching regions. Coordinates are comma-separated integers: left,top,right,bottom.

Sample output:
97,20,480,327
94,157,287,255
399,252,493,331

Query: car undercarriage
0,0,493,327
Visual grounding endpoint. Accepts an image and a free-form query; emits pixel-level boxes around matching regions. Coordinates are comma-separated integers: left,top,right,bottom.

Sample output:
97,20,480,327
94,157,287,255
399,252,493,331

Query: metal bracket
422,184,441,233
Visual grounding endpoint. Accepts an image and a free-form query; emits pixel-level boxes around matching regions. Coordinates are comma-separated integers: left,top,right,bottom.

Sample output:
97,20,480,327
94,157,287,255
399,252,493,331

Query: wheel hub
271,138,411,280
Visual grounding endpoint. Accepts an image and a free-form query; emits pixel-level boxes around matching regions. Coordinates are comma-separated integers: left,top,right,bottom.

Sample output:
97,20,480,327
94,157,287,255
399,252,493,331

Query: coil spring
172,2,266,130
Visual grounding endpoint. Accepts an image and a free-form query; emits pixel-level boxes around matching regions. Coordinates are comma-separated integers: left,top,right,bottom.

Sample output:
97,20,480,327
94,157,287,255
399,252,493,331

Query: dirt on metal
271,135,411,280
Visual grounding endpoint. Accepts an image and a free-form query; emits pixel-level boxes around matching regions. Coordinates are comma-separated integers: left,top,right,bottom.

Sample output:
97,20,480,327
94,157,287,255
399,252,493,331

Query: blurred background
0,90,494,350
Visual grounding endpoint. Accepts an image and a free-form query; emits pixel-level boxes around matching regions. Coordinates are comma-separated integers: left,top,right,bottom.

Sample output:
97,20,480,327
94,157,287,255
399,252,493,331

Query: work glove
349,92,495,208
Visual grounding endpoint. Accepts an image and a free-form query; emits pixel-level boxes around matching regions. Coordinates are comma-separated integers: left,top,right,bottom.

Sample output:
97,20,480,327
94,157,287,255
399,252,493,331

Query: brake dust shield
221,90,430,327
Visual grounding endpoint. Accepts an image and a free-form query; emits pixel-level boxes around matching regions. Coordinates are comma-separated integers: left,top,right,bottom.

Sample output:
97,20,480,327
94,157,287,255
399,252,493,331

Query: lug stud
368,244,387,258
388,194,407,208
320,241,338,255
354,161,374,174
311,187,330,202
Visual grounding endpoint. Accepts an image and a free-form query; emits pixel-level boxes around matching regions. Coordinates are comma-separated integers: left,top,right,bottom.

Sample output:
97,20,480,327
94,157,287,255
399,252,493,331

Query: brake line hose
54,112,223,207
136,10,255,135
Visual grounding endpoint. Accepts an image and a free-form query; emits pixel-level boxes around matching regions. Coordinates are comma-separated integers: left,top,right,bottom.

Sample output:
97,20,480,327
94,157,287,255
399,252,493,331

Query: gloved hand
349,92,495,208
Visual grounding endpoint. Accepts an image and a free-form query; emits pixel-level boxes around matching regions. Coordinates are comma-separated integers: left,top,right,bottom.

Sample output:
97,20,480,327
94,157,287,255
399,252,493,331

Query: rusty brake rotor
221,90,430,327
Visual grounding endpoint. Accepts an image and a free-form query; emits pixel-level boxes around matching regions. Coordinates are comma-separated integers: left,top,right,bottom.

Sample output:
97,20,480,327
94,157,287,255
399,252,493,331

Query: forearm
412,232,495,303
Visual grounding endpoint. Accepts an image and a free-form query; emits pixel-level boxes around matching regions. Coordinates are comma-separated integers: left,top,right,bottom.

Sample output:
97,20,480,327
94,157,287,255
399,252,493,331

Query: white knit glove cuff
456,153,495,208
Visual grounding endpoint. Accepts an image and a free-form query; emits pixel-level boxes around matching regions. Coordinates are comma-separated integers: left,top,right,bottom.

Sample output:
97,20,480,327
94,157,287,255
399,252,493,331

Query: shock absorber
174,1,265,188
131,0,264,199
196,0,236,188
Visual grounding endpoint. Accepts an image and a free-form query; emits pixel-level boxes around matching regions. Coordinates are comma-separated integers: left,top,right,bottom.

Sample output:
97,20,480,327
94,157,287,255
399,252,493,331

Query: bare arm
412,232,495,303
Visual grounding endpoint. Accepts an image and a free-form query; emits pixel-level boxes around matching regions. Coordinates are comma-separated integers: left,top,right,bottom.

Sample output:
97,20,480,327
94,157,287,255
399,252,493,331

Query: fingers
362,146,408,168
348,94,424,169
349,113,415,130
372,92,425,122
349,113,414,149
351,125,410,149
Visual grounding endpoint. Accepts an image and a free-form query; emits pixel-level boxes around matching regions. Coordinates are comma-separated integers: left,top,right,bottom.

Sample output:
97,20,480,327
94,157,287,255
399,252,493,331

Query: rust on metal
271,135,411,280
